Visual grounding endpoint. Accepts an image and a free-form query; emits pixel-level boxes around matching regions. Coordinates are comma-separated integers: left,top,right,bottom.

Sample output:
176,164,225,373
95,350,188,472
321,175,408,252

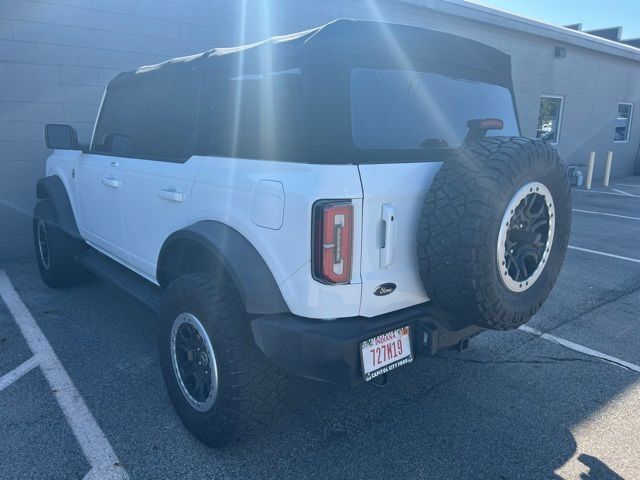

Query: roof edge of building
397,0,640,62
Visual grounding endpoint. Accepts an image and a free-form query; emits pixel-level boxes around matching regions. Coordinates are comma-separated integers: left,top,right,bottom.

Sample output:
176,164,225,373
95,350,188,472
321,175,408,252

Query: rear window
351,68,519,150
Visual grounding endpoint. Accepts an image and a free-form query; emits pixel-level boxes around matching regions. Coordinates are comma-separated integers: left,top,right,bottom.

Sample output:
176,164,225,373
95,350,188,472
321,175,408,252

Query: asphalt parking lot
1,177,640,480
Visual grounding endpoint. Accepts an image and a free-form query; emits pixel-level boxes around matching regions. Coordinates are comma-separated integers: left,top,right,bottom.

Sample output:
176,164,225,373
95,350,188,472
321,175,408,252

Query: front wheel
158,272,287,447
33,199,88,288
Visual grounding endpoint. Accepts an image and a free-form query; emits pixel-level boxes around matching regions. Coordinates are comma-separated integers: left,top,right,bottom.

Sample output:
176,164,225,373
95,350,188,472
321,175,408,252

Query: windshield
351,68,519,150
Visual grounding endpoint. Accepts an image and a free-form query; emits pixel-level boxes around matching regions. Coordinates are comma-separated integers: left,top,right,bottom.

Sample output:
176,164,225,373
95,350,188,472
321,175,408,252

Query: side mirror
45,124,80,150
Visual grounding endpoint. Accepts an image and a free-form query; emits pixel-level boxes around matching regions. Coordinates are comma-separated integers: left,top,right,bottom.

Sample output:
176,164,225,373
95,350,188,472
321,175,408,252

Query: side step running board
76,249,163,313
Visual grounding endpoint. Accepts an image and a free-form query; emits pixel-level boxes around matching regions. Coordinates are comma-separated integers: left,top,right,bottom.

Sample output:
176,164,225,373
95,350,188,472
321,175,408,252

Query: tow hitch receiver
452,337,470,353
420,320,481,356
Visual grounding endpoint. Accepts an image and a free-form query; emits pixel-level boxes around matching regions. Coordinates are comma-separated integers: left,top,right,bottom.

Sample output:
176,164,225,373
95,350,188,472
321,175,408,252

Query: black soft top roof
108,19,512,90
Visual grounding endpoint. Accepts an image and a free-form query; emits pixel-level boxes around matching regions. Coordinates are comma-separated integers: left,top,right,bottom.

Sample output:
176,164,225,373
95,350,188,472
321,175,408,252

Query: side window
536,95,563,145
92,77,201,162
614,102,633,142
201,68,302,160
92,88,138,156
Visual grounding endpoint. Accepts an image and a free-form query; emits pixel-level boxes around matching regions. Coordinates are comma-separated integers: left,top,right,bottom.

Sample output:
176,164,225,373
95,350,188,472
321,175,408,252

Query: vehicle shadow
578,454,624,480
1,258,635,480
216,332,636,480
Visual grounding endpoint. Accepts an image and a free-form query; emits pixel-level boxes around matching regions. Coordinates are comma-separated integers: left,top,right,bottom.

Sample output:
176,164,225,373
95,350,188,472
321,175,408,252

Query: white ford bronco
34,19,571,447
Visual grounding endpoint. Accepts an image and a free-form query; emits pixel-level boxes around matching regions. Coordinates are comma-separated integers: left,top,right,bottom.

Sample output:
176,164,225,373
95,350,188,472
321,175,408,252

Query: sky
468,0,640,39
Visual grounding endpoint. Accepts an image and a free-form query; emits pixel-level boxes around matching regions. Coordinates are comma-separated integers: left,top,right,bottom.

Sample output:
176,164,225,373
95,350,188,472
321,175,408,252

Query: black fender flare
36,175,81,239
157,221,289,315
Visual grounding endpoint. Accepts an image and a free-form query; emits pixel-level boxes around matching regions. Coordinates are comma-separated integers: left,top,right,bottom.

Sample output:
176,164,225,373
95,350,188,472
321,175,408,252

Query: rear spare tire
417,137,571,330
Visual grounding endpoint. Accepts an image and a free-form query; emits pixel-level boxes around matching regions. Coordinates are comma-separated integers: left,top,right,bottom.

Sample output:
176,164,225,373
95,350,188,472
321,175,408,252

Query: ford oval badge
374,283,396,296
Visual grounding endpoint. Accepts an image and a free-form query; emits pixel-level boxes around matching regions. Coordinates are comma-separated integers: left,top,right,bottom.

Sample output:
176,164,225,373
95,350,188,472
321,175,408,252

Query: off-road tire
158,272,287,448
33,199,88,288
417,137,571,330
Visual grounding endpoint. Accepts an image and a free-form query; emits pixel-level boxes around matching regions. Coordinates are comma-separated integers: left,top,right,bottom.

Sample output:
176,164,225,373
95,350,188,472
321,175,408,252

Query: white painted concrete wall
1,0,639,258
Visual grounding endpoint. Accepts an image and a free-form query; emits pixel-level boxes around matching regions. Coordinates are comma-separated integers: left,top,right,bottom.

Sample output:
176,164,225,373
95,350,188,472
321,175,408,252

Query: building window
614,102,633,142
536,95,563,144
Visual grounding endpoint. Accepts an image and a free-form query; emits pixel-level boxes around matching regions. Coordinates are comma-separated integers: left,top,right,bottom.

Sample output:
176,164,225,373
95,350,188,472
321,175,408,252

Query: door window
92,77,201,162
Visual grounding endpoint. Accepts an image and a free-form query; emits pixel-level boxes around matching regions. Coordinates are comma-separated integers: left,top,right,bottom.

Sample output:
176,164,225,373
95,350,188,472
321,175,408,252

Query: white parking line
0,355,39,392
568,246,640,264
0,271,128,480
611,188,635,196
572,189,640,198
520,325,640,374
614,183,640,189
572,208,640,221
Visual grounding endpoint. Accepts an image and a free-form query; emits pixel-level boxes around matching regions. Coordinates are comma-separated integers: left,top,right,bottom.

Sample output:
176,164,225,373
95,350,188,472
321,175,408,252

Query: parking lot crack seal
565,284,640,324
497,283,640,370
519,325,640,374
448,356,600,367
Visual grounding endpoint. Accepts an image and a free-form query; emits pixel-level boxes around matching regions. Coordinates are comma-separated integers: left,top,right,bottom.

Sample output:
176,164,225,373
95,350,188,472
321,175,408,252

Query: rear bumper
250,302,484,386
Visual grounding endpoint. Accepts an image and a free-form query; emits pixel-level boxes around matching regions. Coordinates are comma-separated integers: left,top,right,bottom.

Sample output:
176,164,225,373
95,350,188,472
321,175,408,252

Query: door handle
157,187,184,202
101,177,120,188
380,204,396,268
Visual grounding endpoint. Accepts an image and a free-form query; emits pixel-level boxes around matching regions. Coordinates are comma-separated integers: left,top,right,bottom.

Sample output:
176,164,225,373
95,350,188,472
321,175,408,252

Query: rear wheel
33,200,88,288
158,272,287,447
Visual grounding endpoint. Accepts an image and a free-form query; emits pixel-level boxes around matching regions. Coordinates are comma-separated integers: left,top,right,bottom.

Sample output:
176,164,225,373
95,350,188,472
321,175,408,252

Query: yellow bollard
603,151,613,187
585,152,595,190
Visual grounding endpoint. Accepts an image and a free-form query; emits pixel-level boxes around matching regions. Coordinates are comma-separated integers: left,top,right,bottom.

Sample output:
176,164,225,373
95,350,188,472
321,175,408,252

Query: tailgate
357,162,442,317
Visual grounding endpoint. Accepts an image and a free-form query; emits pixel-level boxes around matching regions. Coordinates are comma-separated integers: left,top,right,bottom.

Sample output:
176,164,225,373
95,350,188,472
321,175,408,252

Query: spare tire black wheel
417,137,571,331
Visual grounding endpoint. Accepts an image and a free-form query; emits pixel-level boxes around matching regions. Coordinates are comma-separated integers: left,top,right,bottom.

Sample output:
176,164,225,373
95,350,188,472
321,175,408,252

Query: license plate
360,326,413,381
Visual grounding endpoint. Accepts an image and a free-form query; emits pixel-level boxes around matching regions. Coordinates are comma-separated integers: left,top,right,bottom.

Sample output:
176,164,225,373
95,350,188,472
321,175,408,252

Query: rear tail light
312,200,353,284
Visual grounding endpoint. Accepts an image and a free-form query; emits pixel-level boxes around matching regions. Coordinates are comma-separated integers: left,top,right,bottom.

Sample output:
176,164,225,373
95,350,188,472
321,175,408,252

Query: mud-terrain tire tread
33,199,89,287
417,137,571,330
159,272,287,448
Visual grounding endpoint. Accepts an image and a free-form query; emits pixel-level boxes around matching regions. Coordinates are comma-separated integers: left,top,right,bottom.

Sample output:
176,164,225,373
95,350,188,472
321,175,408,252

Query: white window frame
614,102,634,144
537,95,564,146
